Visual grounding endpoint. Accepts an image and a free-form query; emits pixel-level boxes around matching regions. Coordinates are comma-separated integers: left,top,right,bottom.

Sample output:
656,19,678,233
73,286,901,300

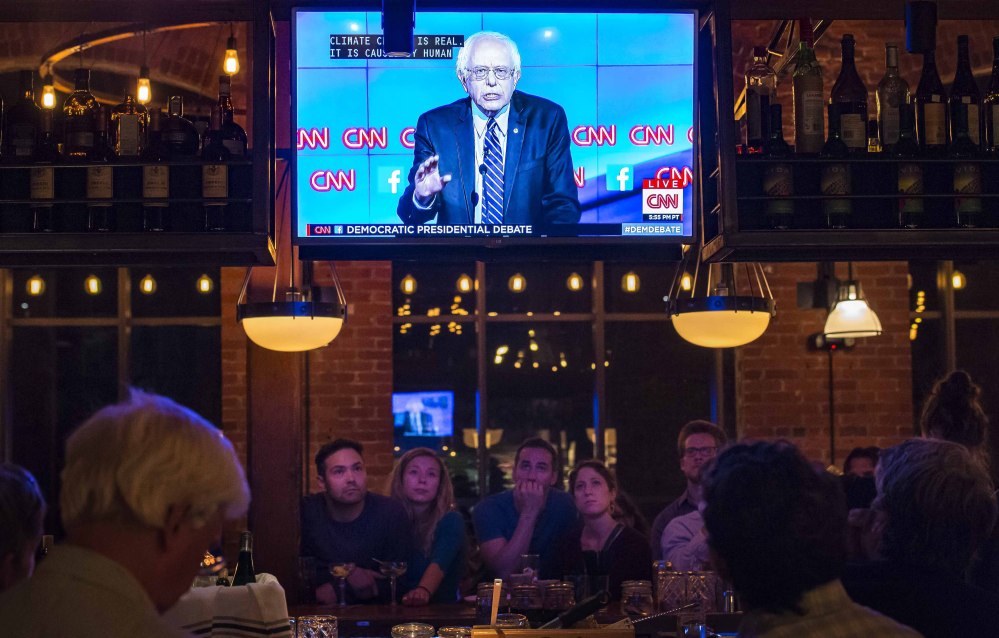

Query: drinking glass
329,563,354,606
494,613,529,628
298,615,337,638
518,554,540,581
378,560,407,605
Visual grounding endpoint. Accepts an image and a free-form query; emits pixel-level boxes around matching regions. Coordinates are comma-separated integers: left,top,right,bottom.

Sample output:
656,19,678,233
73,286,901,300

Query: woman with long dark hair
390,448,467,605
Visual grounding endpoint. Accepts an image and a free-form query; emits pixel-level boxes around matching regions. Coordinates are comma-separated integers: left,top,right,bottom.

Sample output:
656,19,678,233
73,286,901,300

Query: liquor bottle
951,104,982,228
3,70,41,161
876,44,910,152
915,49,948,154
762,104,793,229
745,47,776,153
217,75,247,156
142,110,170,232
793,19,825,155
110,93,147,158
160,95,200,157
86,105,115,232
830,34,868,153
985,37,999,153
950,35,982,148
202,105,231,231
230,531,256,586
63,68,98,159
820,103,851,229
31,109,60,232
867,119,882,154
896,101,924,228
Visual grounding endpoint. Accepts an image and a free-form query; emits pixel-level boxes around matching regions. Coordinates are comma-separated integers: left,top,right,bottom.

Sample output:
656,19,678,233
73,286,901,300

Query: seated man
661,507,709,571
0,391,251,638
473,438,576,580
703,441,919,637
301,439,411,604
843,438,999,638
649,420,726,560
0,463,46,593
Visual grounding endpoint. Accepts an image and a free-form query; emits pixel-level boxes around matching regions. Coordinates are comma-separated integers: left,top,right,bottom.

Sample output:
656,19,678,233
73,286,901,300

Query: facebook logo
607,165,633,192
377,167,405,194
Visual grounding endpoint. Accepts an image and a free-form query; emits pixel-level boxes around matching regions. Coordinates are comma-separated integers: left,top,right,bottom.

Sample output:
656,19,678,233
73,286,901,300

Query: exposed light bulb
41,75,56,109
566,272,583,292
197,274,214,294
136,65,151,105
139,274,157,295
26,275,46,296
622,271,640,293
84,275,102,296
508,273,526,293
680,273,692,291
400,274,417,295
952,270,966,290
223,35,240,75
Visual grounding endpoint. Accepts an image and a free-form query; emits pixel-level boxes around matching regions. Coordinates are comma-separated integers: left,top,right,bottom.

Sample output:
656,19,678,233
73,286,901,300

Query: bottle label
821,163,852,219
881,107,900,146
968,104,980,145
763,164,794,218
163,130,188,145
203,164,229,198
87,166,114,200
923,103,947,145
840,114,866,149
746,90,764,144
222,139,246,156
954,162,982,198
30,167,55,200
117,114,141,156
143,165,170,201
898,163,924,215
10,123,37,156
794,84,824,153
67,131,94,150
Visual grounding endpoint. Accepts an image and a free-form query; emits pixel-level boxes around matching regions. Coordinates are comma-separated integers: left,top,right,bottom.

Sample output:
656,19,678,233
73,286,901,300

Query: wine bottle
745,47,776,153
915,49,948,153
160,95,200,157
950,35,982,148
830,34,868,153
896,101,924,229
876,44,910,152
217,75,247,156
230,531,256,586
63,68,98,159
951,104,982,228
142,110,170,232
87,106,115,232
821,103,852,229
793,20,824,155
3,70,41,161
31,110,60,233
110,93,147,158
202,105,231,231
985,37,999,153
867,119,882,154
762,104,793,229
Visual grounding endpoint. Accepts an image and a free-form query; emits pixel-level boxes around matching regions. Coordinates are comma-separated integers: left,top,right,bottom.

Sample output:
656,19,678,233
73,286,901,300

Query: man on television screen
397,31,581,228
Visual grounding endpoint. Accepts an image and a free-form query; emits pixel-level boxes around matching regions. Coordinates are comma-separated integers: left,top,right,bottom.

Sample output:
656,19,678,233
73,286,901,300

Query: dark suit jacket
397,91,581,226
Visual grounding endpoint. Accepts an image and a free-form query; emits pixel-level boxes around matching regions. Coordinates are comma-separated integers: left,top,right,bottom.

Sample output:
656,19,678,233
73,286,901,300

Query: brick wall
736,262,914,465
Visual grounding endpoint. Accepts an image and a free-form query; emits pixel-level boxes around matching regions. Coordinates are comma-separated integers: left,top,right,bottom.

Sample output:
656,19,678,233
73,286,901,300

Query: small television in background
393,390,455,437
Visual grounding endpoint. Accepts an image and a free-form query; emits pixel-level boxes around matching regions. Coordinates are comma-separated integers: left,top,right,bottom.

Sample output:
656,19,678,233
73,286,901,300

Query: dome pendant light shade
237,261,348,352
823,280,882,339
666,250,775,349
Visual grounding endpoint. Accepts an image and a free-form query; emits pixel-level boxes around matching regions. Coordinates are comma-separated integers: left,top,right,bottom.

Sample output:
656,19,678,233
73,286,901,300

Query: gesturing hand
513,479,546,519
401,586,431,606
414,155,452,204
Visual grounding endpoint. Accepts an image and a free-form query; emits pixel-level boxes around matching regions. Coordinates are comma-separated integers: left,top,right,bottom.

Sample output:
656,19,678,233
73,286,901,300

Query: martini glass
330,562,355,606
378,560,408,606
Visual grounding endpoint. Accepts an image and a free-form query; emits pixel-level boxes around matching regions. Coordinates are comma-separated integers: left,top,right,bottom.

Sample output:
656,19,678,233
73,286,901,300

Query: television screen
392,390,455,437
292,7,697,256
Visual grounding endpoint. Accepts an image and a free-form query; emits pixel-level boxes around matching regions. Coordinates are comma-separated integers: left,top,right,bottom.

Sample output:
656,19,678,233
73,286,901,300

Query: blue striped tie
482,117,504,225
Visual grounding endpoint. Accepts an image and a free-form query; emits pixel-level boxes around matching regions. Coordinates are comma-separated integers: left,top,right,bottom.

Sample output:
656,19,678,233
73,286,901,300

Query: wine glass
330,563,354,606
378,560,407,606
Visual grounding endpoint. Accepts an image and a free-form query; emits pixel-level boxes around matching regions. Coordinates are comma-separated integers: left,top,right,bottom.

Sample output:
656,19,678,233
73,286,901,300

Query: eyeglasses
466,66,514,81
683,446,717,458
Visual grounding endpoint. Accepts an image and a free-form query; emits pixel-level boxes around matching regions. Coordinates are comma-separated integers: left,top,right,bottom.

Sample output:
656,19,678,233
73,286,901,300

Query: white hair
60,390,250,530
455,31,522,79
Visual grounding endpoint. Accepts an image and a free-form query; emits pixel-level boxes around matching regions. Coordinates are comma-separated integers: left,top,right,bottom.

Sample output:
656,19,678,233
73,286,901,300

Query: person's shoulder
302,492,325,514
422,97,469,121
512,91,566,116
368,491,405,512
438,509,466,532
477,489,514,512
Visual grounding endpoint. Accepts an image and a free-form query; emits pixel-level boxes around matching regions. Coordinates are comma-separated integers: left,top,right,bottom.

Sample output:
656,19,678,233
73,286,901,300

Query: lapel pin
513,128,519,134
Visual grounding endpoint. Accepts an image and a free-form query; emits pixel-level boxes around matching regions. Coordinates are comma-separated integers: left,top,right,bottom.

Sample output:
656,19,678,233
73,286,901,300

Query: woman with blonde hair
390,447,467,605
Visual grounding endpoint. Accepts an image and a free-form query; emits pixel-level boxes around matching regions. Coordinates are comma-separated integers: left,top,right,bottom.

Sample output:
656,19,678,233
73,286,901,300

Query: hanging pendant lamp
823,263,882,339
665,245,776,348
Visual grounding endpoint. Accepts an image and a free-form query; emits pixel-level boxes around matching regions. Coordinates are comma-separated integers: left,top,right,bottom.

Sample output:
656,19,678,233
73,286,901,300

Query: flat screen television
392,390,455,437
292,5,697,259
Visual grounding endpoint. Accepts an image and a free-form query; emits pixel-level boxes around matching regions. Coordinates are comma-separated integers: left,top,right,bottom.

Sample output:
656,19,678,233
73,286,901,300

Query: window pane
393,263,477,317
606,321,714,524
604,262,674,314
10,327,118,533
955,318,999,483
11,268,118,318
485,321,595,485
953,260,999,311
907,261,938,313
130,326,222,426
910,317,942,423
131,268,221,318
486,263,593,315
394,326,478,497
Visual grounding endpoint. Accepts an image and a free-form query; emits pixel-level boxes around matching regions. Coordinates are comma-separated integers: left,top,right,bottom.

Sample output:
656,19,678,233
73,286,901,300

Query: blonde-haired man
0,391,250,637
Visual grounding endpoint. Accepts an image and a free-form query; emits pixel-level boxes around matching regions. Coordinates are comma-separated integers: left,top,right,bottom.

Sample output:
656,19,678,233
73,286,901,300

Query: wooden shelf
0,232,274,267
